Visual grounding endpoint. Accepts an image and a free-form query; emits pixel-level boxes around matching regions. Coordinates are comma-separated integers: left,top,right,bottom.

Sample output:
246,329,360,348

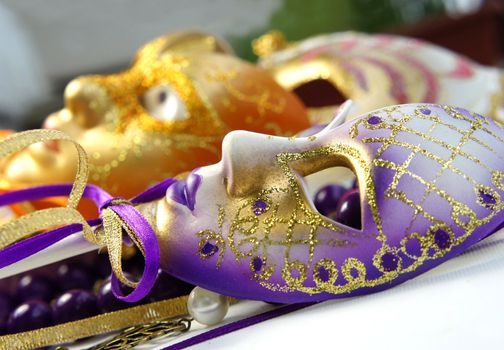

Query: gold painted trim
0,296,189,350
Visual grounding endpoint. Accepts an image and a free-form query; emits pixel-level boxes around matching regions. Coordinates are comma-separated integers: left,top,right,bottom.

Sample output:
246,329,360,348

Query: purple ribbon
0,178,176,302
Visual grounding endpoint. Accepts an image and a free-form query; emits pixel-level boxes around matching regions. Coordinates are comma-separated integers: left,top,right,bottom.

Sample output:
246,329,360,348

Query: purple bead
17,274,54,302
0,292,13,322
420,108,431,115
367,115,382,125
94,253,112,278
52,290,98,324
7,301,52,333
314,184,346,216
252,256,263,272
56,263,93,291
0,292,13,335
97,280,131,313
148,270,193,303
96,272,144,313
381,252,399,272
0,318,5,336
332,189,361,229
434,229,451,249
252,200,268,216
122,253,146,279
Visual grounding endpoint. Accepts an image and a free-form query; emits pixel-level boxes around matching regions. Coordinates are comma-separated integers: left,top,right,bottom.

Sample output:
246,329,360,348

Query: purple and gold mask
140,102,504,302
1,103,503,306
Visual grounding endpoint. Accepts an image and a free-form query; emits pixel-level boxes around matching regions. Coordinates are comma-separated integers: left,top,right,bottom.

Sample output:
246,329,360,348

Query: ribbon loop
0,129,88,209
106,204,161,302
0,130,162,302
0,130,91,249
99,198,160,301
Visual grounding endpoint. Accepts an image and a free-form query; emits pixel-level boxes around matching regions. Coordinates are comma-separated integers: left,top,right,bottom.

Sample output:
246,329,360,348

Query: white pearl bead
187,287,229,326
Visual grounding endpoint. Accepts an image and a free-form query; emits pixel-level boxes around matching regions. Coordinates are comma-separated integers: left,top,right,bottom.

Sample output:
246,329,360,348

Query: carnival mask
0,31,309,198
255,31,504,125
136,102,503,303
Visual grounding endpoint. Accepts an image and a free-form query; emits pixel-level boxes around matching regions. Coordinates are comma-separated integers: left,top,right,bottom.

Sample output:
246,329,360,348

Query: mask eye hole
293,79,347,108
141,85,188,122
298,166,362,230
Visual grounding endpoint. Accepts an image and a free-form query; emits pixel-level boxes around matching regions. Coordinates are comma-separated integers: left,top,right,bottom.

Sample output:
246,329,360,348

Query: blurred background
0,0,502,130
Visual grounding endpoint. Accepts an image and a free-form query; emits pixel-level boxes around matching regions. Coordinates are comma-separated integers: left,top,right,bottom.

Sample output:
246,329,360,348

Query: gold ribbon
101,199,145,288
0,129,143,288
0,297,189,349
0,130,95,248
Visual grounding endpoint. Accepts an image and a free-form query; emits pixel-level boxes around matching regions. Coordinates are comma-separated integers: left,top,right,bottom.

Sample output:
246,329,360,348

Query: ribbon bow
0,130,174,302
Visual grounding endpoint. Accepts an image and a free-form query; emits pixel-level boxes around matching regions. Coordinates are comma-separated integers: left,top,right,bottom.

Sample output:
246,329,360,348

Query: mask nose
64,77,110,128
222,130,305,197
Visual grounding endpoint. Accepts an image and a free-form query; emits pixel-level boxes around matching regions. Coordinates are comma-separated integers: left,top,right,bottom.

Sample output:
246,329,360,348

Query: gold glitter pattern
253,142,382,293
197,206,226,267
198,142,372,293
197,105,504,296
87,55,224,136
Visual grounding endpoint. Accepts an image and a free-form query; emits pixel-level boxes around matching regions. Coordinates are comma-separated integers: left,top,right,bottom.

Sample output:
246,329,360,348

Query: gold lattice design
198,105,504,296
363,106,503,232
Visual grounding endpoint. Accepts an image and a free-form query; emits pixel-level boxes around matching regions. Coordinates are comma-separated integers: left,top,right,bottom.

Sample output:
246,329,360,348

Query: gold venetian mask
1,31,310,198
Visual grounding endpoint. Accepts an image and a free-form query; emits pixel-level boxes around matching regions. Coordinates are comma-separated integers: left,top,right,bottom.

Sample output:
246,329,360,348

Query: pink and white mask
256,32,504,125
